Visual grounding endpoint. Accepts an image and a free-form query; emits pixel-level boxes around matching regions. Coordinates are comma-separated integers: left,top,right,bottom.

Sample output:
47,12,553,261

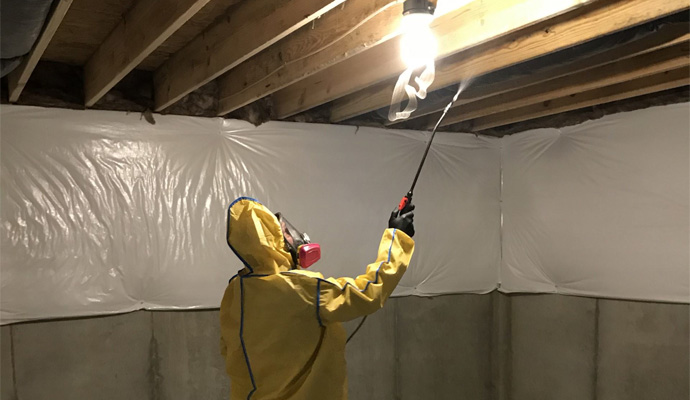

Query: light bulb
400,13,436,69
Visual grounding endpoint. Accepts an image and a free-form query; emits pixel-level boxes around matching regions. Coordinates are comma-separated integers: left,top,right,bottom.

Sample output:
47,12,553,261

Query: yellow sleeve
318,228,414,323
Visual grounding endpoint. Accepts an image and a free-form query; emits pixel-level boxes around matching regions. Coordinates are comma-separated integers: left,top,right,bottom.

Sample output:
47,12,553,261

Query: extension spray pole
397,83,465,213
350,83,467,345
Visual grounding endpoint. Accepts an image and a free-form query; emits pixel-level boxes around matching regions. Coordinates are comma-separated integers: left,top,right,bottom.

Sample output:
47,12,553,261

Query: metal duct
1,0,55,77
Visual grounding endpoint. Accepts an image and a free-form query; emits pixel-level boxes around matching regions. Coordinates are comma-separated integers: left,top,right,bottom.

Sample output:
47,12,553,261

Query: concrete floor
1,292,688,400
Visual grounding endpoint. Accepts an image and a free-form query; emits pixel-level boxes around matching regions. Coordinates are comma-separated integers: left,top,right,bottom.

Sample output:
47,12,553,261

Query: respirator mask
275,213,321,269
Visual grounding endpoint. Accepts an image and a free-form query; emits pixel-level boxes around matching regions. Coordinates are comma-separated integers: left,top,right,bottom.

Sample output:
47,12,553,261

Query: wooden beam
154,0,346,111
7,0,73,102
217,0,400,116
434,42,689,128
329,0,690,122
388,24,690,126
84,0,211,107
471,67,689,131
272,0,596,119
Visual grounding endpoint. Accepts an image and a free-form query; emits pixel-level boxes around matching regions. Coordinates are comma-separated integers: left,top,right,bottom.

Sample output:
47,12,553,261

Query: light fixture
400,0,437,69
388,0,438,122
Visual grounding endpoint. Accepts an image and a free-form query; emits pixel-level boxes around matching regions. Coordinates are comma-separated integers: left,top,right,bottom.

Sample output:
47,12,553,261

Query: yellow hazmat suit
220,197,414,399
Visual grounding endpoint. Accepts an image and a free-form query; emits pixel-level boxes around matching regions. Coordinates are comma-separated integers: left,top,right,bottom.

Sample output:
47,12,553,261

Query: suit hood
226,197,293,274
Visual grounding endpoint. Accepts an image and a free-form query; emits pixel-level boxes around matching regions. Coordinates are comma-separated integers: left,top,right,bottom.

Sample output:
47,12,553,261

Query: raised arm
317,228,415,323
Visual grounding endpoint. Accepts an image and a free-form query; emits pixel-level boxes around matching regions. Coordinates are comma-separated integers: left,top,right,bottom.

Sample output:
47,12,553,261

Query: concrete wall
151,311,230,400
0,311,230,400
506,295,689,400
344,294,494,400
1,293,688,400
1,326,14,400
509,295,598,400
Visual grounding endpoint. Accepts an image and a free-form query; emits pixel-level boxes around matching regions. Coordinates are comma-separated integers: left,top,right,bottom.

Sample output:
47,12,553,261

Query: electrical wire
347,315,368,343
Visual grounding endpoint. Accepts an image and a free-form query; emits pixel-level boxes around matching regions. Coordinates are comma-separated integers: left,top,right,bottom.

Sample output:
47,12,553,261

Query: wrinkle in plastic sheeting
0,108,500,324
500,104,689,302
1,103,688,324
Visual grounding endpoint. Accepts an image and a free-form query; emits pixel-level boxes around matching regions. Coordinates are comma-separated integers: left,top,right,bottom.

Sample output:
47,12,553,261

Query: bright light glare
434,0,474,16
400,13,436,69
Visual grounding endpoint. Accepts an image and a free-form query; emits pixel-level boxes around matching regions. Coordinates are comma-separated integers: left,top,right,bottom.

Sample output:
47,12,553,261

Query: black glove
388,203,415,238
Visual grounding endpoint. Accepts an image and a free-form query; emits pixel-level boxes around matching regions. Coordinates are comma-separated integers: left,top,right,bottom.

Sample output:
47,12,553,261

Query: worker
220,196,415,399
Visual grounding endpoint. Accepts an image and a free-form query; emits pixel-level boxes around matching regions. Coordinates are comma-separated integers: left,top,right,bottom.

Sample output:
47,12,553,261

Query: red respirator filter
298,243,321,269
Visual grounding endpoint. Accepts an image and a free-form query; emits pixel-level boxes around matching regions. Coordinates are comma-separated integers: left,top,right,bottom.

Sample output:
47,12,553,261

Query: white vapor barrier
500,103,689,302
1,106,501,324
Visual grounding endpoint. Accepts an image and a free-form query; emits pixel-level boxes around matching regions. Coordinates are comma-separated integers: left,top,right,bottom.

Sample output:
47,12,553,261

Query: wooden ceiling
4,0,689,135
40,0,243,71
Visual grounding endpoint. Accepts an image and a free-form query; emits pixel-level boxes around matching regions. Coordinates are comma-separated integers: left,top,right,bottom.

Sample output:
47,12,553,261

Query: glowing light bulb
400,13,436,69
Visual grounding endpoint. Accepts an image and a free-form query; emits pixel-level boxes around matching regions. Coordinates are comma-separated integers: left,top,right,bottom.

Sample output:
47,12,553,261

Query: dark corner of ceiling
223,96,276,127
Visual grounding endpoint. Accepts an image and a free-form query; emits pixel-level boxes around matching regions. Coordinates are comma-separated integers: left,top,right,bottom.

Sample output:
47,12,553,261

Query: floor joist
7,0,73,103
153,0,346,111
471,67,690,131
272,0,596,119
84,0,211,107
216,0,400,116
434,42,689,128
387,23,690,126
328,0,689,123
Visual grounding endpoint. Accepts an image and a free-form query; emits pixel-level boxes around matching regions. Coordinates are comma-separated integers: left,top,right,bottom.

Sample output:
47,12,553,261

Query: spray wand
397,82,465,214
348,83,467,344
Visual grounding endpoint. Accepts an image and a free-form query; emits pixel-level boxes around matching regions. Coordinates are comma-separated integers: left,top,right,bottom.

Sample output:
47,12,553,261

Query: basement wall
1,292,687,400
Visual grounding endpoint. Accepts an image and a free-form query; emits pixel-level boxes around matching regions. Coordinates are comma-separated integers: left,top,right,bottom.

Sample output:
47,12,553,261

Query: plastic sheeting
1,106,501,324
500,103,689,302
2,103,688,324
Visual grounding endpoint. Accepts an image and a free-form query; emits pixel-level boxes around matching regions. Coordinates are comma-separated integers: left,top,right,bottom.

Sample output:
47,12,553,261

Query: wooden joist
471,67,690,131
84,0,211,107
272,0,596,119
7,0,73,102
216,0,400,116
329,0,690,123
153,0,346,111
434,42,689,128
388,24,690,126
